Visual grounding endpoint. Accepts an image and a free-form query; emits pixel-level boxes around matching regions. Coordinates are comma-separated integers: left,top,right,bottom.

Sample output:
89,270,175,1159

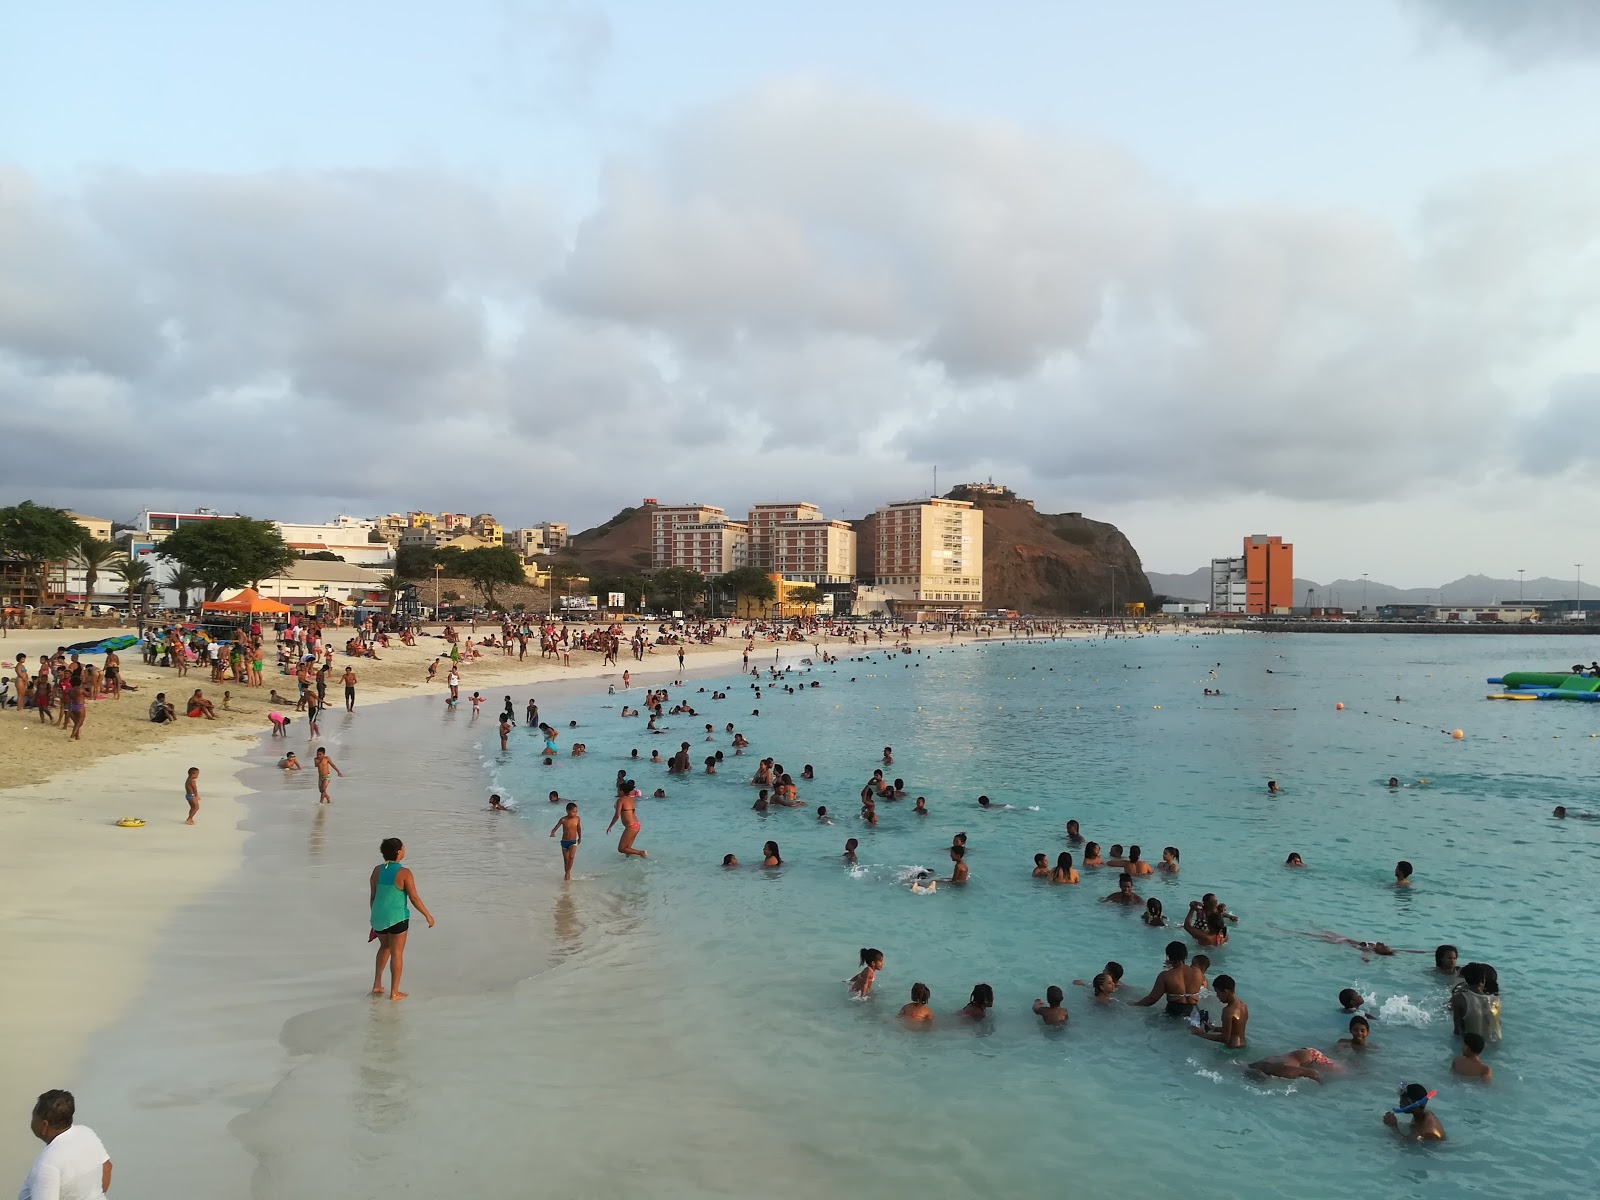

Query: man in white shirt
19,1089,111,1199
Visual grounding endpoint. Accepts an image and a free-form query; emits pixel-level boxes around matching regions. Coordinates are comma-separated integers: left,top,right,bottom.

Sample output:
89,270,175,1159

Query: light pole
1362,573,1369,615
1577,564,1583,620
1518,569,1525,610
433,564,444,623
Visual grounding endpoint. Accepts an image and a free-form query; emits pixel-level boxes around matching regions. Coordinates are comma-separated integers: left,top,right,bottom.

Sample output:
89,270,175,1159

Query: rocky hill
853,487,1151,615
549,505,655,576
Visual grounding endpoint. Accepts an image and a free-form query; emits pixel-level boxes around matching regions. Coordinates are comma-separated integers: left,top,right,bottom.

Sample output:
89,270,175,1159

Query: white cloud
2,81,1598,583
1404,0,1600,65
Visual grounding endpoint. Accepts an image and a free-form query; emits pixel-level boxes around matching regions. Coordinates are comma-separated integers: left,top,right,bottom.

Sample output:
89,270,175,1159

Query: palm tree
113,558,154,622
378,573,406,614
165,566,203,611
74,536,123,615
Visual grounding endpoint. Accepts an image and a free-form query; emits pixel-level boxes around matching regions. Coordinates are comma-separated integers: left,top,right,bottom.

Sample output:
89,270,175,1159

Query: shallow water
83,634,1600,1197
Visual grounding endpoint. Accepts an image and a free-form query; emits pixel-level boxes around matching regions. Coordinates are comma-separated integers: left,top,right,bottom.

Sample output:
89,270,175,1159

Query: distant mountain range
1146,570,1594,609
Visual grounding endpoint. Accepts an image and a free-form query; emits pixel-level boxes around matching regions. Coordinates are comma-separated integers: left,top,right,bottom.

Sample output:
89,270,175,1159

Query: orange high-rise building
1242,535,1293,614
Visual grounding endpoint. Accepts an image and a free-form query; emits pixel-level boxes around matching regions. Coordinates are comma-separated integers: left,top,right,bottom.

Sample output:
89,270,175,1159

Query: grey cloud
3,82,1597,532
1519,375,1600,471
1404,0,1600,64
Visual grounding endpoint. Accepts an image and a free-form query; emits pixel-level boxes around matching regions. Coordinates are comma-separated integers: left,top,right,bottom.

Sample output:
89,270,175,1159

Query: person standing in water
607,779,647,858
368,837,436,1001
1189,974,1247,1048
1132,941,1206,1018
550,802,581,881
1383,1083,1445,1141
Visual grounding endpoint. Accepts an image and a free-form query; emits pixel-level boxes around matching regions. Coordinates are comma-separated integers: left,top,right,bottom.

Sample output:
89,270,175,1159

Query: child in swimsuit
848,948,883,997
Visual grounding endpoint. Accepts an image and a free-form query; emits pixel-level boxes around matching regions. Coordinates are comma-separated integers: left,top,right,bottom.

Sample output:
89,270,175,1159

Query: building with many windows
746,503,822,570
651,503,726,567
870,497,983,613
1211,534,1293,614
773,519,856,584
671,520,749,577
274,517,391,566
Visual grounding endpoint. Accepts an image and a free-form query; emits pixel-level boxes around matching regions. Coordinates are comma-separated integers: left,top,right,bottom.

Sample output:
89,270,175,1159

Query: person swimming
1082,841,1105,867
1031,853,1050,878
1383,1083,1445,1141
1132,942,1204,1018
898,981,933,1024
1248,1047,1339,1083
1049,852,1078,884
848,948,883,997
1285,852,1305,867
957,983,994,1020
1142,897,1166,927
1033,985,1069,1026
1338,1015,1374,1051
843,837,859,864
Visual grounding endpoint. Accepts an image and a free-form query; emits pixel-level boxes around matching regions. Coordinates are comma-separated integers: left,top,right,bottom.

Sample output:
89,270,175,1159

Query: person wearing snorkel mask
1382,1083,1445,1141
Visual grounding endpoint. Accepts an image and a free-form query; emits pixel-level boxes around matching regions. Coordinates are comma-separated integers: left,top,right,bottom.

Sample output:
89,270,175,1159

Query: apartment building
650,504,726,567
773,519,856,584
671,520,750,577
871,497,983,612
746,503,822,570
1211,534,1293,614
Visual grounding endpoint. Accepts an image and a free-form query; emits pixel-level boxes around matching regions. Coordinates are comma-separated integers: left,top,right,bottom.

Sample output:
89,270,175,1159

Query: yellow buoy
1336,702,1344,710
1451,729,1464,740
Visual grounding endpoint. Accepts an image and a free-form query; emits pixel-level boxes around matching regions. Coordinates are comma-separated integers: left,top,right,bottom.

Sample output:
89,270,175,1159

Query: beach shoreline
0,623,972,1185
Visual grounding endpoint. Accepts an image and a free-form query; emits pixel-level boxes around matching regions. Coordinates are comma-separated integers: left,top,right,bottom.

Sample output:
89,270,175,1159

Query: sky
3,0,1599,586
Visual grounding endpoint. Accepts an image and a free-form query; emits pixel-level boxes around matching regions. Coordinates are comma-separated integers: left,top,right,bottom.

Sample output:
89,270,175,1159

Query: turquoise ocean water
473,632,1595,1197
92,632,1600,1198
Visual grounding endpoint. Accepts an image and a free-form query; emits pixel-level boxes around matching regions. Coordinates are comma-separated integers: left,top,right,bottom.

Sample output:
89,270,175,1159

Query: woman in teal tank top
368,837,436,1001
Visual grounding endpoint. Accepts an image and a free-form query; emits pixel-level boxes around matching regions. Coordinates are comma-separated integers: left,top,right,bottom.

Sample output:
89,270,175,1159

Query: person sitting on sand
148,693,177,724
1033,985,1069,1026
186,689,217,719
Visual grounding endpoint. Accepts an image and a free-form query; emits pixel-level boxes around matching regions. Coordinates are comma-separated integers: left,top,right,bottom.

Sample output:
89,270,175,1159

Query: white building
651,504,725,568
670,520,749,576
504,527,547,559
274,516,391,566
252,559,391,607
1210,557,1247,613
871,497,983,613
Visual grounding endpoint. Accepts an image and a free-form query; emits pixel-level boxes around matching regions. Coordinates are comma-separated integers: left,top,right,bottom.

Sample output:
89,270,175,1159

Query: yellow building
407,511,436,529
67,512,114,542
871,496,983,614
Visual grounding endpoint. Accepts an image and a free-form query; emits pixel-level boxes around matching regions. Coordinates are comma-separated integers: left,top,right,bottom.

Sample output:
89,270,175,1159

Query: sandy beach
0,620,982,1186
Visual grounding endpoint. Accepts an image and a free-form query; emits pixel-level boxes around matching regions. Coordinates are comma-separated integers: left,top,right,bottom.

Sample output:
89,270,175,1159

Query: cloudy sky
3,0,1598,585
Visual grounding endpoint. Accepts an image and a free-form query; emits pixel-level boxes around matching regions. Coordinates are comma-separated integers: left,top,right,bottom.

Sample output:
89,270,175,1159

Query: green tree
786,585,821,616
74,535,124,614
377,574,407,614
717,566,777,617
113,557,154,620
0,501,84,607
300,550,345,562
649,567,707,612
155,517,296,601
164,566,203,610
460,545,525,609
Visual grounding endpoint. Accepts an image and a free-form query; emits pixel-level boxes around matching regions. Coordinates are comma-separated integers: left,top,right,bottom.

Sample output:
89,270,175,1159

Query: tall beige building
671,520,749,576
651,504,726,567
747,503,821,570
774,519,856,584
872,497,983,611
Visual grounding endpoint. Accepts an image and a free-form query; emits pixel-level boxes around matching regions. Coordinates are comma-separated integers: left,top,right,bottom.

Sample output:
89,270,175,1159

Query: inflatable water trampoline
1486,671,1600,701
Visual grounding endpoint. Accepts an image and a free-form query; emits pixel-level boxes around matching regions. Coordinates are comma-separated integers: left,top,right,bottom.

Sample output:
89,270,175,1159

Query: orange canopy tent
201,588,291,615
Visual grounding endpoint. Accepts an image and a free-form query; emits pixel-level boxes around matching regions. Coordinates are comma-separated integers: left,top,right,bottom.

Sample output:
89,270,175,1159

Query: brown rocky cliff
852,489,1151,615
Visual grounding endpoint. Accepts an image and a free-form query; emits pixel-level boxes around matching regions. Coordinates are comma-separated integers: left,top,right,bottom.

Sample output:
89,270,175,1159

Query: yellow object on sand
114,818,146,828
